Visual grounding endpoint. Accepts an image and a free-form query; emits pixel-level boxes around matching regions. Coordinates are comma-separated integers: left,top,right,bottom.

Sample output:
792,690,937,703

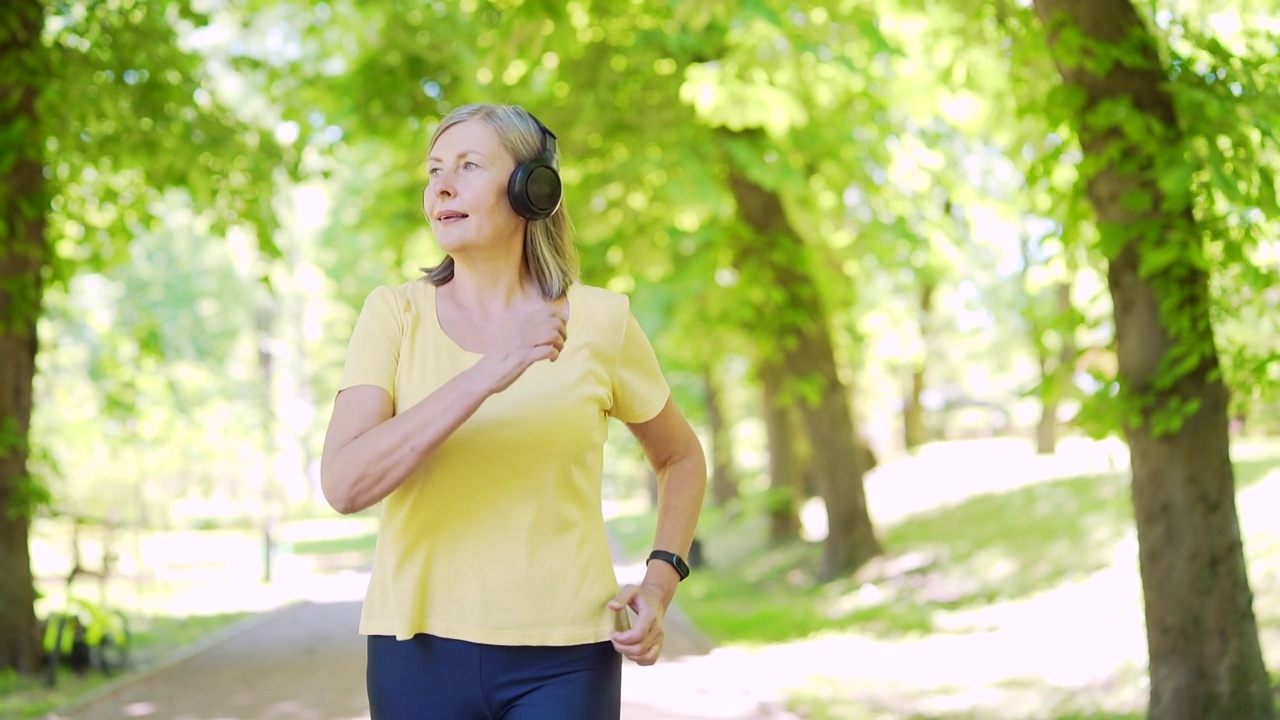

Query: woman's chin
432,231,473,254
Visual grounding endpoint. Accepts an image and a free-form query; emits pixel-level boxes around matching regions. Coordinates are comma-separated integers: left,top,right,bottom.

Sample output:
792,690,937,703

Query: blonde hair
421,104,578,299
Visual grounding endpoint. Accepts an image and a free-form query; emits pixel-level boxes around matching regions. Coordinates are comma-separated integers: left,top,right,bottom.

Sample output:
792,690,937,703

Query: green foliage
1004,1,1280,441
0,0,51,346
41,0,288,288
4,472,52,521
0,0,303,541
0,416,51,520
0,416,22,458
8,0,1280,658
30,192,277,522
1164,22,1280,421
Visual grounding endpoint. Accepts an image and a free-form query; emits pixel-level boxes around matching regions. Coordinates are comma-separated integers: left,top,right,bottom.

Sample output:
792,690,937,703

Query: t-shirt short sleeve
609,306,670,424
339,285,402,397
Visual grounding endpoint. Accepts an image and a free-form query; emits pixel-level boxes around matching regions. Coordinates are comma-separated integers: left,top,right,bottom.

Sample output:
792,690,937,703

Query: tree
1018,234,1079,454
726,156,882,576
702,368,739,507
0,0,48,673
1032,0,1275,716
0,0,285,673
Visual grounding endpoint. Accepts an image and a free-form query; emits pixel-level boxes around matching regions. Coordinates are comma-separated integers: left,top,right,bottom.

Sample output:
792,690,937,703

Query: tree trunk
1035,283,1076,454
1034,349,1059,454
727,166,882,578
257,300,277,582
1033,1,1274,717
760,363,800,544
0,0,48,674
904,281,934,450
904,368,927,450
703,369,739,507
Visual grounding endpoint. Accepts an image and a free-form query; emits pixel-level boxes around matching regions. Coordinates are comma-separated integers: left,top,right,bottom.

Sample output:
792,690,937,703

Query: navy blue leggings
366,634,621,719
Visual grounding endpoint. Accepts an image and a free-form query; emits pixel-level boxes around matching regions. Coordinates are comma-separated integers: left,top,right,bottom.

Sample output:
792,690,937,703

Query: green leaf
1119,189,1154,213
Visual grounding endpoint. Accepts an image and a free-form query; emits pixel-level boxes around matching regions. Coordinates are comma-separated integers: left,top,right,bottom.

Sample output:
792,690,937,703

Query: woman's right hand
480,305,567,394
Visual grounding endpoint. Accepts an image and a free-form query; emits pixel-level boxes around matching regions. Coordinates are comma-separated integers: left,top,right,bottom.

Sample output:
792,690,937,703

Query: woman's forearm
643,451,707,608
321,360,499,514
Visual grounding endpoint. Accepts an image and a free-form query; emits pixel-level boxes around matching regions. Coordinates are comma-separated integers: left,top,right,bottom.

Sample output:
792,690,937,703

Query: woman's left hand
607,583,667,665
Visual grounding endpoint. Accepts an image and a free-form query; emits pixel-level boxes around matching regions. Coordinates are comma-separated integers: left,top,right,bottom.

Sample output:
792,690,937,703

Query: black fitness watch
647,550,690,581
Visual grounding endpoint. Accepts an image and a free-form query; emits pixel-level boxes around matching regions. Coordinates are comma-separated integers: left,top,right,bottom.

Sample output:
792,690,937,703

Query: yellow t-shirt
338,279,670,645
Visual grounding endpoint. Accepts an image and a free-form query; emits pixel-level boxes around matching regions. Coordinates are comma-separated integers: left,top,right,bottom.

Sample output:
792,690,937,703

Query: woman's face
424,119,524,256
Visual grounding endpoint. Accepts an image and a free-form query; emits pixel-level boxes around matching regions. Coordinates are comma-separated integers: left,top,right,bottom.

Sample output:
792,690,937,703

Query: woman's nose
431,172,455,198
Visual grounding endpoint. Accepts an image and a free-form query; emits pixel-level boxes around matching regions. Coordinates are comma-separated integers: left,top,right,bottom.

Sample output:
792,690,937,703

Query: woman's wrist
469,353,511,396
641,563,680,610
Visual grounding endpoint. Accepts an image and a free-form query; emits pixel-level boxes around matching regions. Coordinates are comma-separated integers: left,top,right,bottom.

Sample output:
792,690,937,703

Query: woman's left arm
608,397,707,665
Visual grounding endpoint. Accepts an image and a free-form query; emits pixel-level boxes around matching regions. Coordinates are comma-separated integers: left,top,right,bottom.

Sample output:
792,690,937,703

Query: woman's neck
445,260,537,312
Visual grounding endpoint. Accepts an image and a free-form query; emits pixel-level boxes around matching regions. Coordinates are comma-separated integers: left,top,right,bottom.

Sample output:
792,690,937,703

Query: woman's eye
463,161,478,169
428,167,440,176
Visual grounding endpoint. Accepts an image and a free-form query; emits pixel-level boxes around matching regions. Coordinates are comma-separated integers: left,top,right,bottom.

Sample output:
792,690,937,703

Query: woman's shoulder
352,279,433,329
571,283,632,324
571,282,630,309
364,277,434,306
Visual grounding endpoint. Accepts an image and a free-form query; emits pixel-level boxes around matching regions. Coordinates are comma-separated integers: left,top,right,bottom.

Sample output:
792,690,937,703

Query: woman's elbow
327,494,362,516
322,486,356,516
320,466,361,515
691,430,709,470
675,441,709,488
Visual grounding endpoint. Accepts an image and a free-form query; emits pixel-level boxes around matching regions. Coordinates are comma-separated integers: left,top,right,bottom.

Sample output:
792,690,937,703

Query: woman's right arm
320,303,567,514
320,362,495,514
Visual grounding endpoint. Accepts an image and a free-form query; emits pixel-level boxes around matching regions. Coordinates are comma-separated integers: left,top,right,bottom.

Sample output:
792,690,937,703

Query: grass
610,448,1280,647
878,471,1132,605
612,470,1135,644
784,685,1146,720
0,669,106,720
606,438,1280,718
610,505,929,642
289,532,377,556
0,611,251,719
128,612,255,653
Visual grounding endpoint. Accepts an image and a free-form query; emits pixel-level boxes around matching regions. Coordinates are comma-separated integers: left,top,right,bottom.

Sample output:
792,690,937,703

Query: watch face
674,555,690,577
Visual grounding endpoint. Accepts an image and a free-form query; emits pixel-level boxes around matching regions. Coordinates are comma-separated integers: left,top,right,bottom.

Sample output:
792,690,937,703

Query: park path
49,437,1224,720
48,551,795,720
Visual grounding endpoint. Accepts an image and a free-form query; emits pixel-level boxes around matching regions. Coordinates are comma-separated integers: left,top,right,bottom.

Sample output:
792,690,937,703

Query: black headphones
506,113,562,221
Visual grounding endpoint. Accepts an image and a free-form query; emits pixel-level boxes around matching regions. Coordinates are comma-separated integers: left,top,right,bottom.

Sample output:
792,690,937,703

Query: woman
320,103,707,719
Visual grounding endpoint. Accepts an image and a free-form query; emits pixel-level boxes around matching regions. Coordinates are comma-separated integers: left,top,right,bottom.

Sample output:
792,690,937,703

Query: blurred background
1,0,1278,718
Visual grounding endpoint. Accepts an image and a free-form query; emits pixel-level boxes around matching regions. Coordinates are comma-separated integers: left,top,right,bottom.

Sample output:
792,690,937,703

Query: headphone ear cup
507,157,562,221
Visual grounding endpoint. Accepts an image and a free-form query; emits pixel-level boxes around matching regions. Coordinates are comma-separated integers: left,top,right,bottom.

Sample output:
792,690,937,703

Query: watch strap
646,550,690,581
